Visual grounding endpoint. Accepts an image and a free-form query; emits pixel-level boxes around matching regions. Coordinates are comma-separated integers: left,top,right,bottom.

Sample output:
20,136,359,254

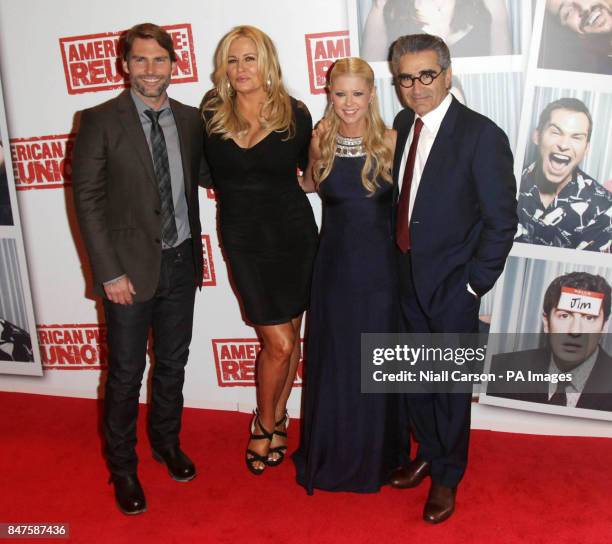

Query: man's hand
104,276,136,305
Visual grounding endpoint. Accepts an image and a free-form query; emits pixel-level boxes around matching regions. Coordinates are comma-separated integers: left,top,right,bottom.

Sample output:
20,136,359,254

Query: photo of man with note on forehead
487,270,612,414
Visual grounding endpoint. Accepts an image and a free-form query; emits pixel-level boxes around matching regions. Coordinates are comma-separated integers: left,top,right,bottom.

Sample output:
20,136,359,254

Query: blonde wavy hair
315,57,392,193
201,25,294,139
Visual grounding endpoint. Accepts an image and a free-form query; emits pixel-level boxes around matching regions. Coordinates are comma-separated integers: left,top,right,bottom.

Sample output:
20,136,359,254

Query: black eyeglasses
396,69,445,89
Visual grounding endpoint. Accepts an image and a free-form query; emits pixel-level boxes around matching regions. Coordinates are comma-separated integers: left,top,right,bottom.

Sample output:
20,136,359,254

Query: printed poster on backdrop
348,0,534,333
482,256,612,422
0,0,348,412
480,0,612,420
349,0,612,421
0,73,42,376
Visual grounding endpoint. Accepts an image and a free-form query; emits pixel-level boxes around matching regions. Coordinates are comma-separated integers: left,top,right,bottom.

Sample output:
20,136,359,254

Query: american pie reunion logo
10,134,75,190
59,23,198,95
38,324,108,370
201,234,216,287
212,339,304,387
305,31,351,94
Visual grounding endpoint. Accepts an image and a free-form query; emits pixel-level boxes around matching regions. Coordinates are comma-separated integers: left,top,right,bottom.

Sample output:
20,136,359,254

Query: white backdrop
0,0,345,412
0,0,610,438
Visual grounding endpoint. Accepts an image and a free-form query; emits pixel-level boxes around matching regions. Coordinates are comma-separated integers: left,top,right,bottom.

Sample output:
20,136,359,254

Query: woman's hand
310,118,331,162
300,119,330,193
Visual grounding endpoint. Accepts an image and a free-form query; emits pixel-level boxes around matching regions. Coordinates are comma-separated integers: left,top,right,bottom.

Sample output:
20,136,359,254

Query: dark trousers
103,239,196,476
397,250,478,488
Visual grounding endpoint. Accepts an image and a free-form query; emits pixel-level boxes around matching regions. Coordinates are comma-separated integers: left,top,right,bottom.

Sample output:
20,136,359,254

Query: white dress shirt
397,93,452,222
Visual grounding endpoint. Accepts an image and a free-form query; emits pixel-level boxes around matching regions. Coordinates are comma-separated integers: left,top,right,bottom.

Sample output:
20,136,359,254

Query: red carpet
1,392,611,543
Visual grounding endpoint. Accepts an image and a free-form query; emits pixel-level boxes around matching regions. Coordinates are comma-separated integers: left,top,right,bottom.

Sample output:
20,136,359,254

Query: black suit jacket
392,97,517,315
488,347,612,412
72,89,210,302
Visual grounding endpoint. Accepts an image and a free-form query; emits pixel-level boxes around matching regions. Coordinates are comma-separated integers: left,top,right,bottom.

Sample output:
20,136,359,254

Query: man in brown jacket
72,23,209,515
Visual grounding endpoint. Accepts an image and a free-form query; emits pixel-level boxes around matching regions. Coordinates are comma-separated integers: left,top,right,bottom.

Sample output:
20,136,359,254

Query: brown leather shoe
423,483,456,524
389,458,431,489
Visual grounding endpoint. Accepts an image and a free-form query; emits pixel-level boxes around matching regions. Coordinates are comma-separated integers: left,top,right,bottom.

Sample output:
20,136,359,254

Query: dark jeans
103,239,196,476
397,250,477,488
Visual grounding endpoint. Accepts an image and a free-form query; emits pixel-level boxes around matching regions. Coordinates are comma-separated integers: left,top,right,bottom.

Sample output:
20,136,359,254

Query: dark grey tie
145,109,178,246
549,381,567,406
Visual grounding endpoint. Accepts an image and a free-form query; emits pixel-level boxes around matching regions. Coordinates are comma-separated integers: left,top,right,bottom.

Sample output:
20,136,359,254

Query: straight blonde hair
201,25,294,139
315,57,392,193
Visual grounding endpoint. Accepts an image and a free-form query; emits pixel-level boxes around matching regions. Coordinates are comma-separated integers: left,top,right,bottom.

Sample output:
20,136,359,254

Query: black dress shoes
423,483,456,524
152,446,196,482
111,473,146,515
389,458,431,489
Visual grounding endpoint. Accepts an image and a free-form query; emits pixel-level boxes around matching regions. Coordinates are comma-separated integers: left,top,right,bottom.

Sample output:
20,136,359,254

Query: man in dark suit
489,272,612,412
72,23,209,515
388,34,517,523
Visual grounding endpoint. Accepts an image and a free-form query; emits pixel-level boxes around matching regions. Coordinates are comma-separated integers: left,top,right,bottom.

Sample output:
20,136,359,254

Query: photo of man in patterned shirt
515,98,612,252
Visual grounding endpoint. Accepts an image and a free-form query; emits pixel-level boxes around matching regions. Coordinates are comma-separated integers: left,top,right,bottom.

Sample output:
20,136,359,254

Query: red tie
396,118,424,253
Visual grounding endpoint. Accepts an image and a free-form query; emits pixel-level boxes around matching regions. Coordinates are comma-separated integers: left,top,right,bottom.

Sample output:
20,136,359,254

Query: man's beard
131,76,170,98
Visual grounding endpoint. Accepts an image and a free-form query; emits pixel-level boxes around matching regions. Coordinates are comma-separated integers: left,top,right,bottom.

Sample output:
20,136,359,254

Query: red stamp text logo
10,134,75,190
305,31,351,94
59,24,198,95
201,234,216,287
38,324,108,370
212,339,304,387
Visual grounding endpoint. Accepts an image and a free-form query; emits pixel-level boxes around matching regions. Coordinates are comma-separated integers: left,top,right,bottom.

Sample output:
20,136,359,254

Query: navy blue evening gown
293,154,406,493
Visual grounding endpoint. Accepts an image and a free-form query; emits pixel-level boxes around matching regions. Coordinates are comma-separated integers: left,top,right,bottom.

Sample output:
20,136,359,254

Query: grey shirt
131,90,190,249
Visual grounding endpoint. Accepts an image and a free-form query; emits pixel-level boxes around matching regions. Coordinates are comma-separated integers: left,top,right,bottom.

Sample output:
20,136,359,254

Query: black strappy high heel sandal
266,411,289,467
245,412,273,475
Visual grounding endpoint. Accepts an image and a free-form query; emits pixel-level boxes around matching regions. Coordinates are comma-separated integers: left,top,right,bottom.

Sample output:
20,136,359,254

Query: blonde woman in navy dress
201,26,318,475
294,58,405,493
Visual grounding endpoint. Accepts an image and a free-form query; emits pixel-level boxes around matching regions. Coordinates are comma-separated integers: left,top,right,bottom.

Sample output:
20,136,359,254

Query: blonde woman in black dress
201,26,318,475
